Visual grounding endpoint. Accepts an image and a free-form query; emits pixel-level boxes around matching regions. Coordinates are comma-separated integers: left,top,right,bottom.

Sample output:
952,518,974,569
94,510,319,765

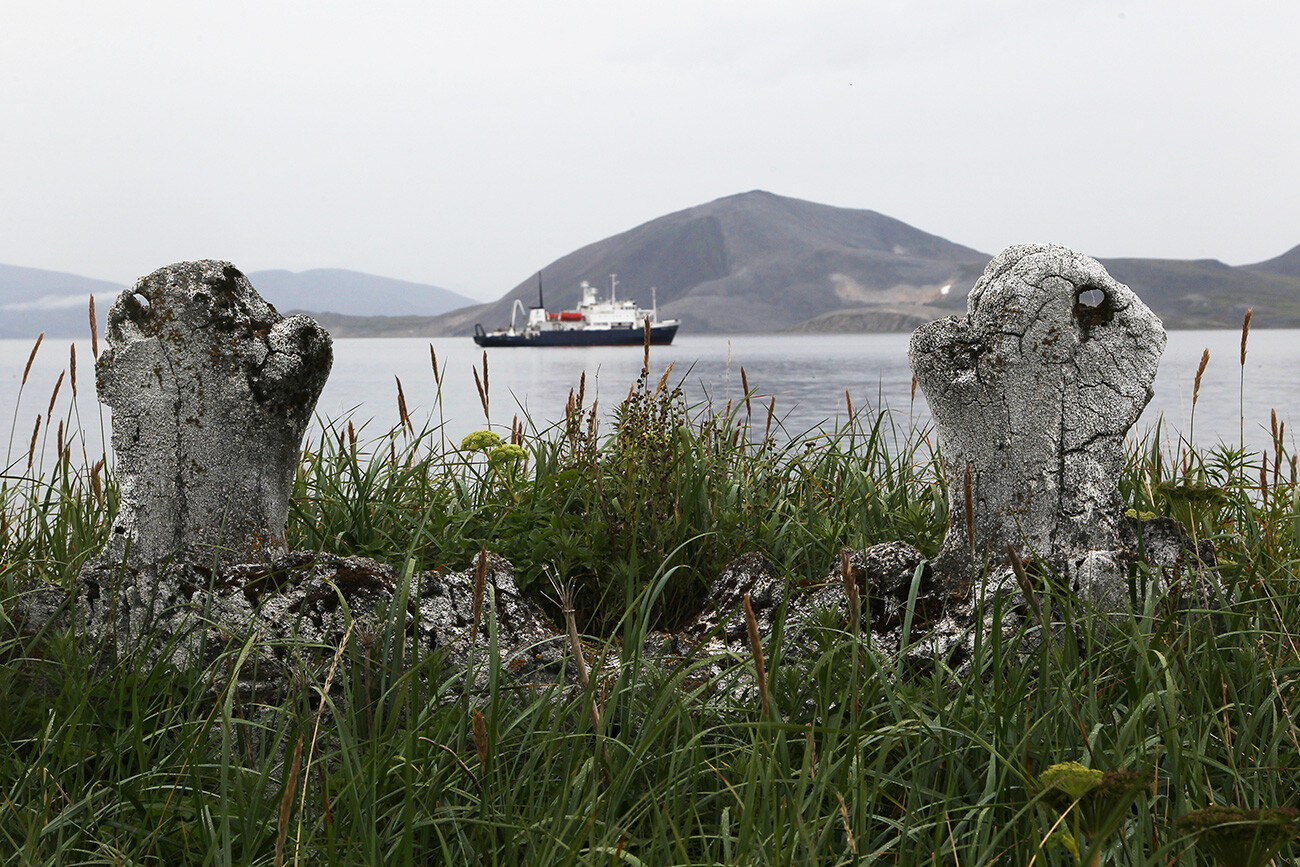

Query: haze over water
3,330,1296,467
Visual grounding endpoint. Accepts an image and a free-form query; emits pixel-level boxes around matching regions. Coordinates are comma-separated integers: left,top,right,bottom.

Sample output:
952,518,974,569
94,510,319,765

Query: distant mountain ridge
425,191,1300,336
0,264,476,338
0,264,124,339
246,269,476,317
1245,243,1300,280
430,190,989,336
3,192,1299,338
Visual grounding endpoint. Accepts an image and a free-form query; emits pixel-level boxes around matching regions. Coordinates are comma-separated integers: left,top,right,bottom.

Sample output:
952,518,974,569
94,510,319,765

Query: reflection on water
4,329,1299,465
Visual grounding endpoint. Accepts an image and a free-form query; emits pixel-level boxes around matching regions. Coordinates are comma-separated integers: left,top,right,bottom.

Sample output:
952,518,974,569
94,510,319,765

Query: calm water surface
3,330,1298,465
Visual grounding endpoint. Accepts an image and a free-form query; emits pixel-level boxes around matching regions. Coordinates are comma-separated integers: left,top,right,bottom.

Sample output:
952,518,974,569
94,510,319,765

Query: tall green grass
1,340,1297,865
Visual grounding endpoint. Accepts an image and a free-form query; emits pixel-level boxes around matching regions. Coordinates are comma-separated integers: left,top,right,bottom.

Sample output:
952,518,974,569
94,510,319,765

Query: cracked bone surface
96,261,332,567
909,244,1165,585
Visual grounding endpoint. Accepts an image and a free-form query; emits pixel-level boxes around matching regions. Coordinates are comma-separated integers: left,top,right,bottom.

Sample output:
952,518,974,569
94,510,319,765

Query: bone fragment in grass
93,262,331,568
909,244,1163,586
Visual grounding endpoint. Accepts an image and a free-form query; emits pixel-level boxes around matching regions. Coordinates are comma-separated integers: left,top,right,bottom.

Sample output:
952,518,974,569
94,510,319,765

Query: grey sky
3,1,1296,301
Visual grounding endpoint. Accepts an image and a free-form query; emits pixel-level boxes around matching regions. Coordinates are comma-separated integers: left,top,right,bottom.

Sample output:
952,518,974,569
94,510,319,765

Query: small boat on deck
473,275,680,347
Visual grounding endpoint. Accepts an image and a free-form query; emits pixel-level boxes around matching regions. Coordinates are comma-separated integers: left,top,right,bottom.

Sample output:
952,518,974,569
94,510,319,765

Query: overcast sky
3,1,1296,300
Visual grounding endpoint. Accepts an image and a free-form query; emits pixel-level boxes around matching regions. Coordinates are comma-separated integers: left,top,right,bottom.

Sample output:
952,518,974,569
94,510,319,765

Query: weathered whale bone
96,261,332,567
909,244,1165,585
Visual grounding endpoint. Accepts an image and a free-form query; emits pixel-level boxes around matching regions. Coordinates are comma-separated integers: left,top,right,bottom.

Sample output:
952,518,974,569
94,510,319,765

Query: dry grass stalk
551,573,606,744
294,620,354,867
46,370,65,419
654,362,675,397
1273,410,1283,487
1192,348,1209,407
472,548,488,634
910,375,917,404
1007,543,1042,620
764,396,776,443
21,333,43,387
964,463,976,558
274,734,304,867
840,548,860,632
844,389,853,421
577,371,586,409
472,366,489,421
742,367,752,418
837,792,858,857
642,319,651,371
89,297,98,359
56,420,64,461
1240,308,1253,366
471,710,489,772
429,344,439,381
69,344,77,400
27,416,41,471
90,458,104,505
743,594,770,717
394,376,413,437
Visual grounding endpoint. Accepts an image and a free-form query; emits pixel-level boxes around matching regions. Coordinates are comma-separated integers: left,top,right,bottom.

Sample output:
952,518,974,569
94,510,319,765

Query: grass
1,340,1298,865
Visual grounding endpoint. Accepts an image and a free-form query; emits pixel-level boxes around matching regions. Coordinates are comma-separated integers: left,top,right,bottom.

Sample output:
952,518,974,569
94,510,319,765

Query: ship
473,275,680,347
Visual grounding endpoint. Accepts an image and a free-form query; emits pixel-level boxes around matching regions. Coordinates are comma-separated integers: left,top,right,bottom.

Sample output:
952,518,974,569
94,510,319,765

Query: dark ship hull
473,322,679,347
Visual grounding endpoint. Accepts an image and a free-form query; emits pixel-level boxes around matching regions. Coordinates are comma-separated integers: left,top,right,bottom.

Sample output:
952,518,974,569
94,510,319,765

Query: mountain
1096,258,1300,329
246,269,476,317
0,264,123,338
0,264,477,339
4,196,1299,338
1244,244,1300,281
428,190,990,336
422,191,1300,334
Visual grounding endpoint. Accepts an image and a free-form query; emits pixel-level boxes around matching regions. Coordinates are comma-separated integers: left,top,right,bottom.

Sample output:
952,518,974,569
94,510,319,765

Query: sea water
2,330,1298,465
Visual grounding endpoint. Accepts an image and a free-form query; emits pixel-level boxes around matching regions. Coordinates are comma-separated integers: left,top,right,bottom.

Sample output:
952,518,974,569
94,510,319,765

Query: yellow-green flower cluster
460,430,503,453
1038,762,1104,802
488,444,527,467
